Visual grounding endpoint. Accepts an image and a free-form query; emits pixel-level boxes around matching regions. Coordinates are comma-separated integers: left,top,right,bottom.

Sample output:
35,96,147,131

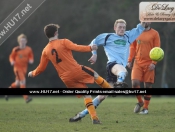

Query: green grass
0,96,175,132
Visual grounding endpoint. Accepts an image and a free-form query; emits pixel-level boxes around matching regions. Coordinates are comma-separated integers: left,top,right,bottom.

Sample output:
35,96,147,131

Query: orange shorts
61,65,95,88
131,62,155,83
14,67,27,81
61,66,95,98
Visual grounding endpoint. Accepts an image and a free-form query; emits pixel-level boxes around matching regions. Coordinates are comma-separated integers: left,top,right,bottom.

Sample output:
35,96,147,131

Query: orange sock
10,82,17,88
134,85,143,103
143,95,151,109
84,98,97,119
20,85,28,100
20,84,26,88
95,76,111,88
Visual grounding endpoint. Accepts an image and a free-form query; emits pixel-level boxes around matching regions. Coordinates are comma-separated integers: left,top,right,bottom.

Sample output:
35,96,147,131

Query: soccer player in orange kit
127,22,161,114
28,24,112,124
6,34,34,103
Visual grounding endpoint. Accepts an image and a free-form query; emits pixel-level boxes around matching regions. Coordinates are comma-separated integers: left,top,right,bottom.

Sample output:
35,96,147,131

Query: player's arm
88,33,108,64
9,48,16,66
28,48,34,64
64,39,94,52
125,23,145,44
28,50,49,77
127,40,137,69
89,33,108,55
152,32,161,65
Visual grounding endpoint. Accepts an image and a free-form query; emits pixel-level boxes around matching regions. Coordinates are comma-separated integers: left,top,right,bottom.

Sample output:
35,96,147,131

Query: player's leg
83,95,101,124
110,63,128,88
65,82,101,124
131,62,144,113
106,62,118,88
5,71,20,101
82,66,111,110
80,66,111,88
18,71,32,103
9,71,20,88
94,71,111,88
132,79,144,113
69,94,107,122
140,69,155,114
9,81,19,88
5,80,20,101
69,66,111,122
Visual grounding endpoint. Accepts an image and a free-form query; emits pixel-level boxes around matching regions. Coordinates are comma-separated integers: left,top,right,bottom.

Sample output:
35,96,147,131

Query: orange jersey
9,46,34,70
128,28,160,66
32,39,92,79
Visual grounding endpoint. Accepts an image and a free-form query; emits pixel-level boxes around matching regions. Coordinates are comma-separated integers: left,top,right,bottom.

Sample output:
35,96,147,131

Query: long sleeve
9,48,16,63
125,23,145,44
28,47,34,63
32,50,49,77
128,40,137,62
64,39,91,52
152,32,161,65
89,33,109,55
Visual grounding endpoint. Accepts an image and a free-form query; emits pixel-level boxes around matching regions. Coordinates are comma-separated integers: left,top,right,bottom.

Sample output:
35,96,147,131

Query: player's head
44,24,60,39
17,34,27,49
145,22,151,29
114,19,126,36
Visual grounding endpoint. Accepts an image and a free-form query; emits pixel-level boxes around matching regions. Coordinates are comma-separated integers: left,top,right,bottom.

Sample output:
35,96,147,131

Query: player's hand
148,63,155,71
29,60,34,64
90,44,98,50
28,71,33,77
10,61,15,66
127,62,133,69
88,54,97,65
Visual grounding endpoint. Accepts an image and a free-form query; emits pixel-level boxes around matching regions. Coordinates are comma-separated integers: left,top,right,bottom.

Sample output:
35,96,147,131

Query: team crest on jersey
137,40,141,44
114,39,126,46
19,54,23,58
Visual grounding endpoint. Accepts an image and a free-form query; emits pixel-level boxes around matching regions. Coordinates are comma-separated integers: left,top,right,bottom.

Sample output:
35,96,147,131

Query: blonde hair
17,34,27,42
114,19,127,27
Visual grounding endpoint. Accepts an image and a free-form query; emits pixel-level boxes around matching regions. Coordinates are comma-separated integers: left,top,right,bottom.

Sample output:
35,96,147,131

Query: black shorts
106,62,118,83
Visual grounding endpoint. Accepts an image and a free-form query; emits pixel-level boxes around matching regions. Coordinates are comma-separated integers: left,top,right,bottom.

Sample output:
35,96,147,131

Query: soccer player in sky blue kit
69,19,148,123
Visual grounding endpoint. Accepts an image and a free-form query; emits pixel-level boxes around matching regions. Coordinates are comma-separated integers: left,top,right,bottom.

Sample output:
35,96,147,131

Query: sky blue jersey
90,23,145,67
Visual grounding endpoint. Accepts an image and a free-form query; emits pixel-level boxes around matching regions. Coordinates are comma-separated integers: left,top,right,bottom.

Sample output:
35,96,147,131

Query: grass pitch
0,96,175,132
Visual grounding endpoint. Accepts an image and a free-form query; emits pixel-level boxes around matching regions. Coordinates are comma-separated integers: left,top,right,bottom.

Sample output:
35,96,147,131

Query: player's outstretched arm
125,22,146,44
28,50,48,77
64,39,97,52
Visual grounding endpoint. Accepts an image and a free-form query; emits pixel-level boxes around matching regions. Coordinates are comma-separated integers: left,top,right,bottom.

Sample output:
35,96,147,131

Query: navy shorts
106,62,118,83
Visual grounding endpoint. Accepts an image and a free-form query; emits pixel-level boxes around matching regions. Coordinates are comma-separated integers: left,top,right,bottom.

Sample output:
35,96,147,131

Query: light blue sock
117,72,126,82
117,77,124,82
79,96,100,118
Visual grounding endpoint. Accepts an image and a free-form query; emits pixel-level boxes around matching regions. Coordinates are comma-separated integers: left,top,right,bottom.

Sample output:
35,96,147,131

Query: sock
20,84,26,88
10,82,17,88
84,98,97,119
143,95,151,110
79,96,101,117
134,85,143,103
20,85,28,100
95,76,111,88
117,77,123,82
117,72,126,82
